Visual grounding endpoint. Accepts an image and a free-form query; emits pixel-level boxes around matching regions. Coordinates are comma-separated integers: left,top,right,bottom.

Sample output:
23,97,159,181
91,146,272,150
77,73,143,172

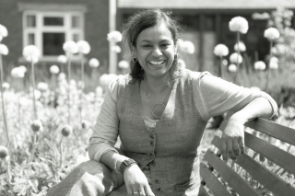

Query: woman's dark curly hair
121,9,183,84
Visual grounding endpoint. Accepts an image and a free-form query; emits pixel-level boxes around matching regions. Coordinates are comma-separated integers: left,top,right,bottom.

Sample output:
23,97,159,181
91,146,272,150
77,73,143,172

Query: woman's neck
143,74,170,93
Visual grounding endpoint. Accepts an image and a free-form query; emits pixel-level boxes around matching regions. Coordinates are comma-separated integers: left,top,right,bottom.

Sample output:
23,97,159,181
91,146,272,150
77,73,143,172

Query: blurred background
0,0,295,104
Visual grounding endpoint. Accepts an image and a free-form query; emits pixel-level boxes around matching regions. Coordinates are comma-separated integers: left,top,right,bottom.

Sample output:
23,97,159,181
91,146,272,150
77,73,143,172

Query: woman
47,9,277,196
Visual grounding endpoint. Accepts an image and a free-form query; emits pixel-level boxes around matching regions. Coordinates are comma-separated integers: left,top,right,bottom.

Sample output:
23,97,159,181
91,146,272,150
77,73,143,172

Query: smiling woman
47,9,278,196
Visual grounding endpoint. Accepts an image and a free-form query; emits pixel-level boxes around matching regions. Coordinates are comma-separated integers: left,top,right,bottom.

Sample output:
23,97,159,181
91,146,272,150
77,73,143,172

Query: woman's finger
227,138,236,160
221,139,228,161
233,138,240,156
144,184,155,196
238,136,245,154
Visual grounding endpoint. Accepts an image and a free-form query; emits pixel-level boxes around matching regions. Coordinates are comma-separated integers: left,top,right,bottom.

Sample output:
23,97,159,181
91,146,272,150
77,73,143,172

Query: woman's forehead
136,23,173,43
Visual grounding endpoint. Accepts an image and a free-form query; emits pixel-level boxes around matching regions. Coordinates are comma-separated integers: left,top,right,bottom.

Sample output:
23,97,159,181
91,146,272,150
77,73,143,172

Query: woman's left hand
220,119,245,161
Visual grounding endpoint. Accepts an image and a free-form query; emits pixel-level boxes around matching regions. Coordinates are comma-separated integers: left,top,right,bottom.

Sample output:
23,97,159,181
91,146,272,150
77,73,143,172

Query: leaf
44,138,60,159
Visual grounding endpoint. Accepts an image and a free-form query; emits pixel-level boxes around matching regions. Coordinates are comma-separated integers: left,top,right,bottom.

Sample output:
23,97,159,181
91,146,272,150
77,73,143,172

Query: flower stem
31,61,37,119
219,56,223,79
80,54,84,124
234,32,240,84
0,54,9,145
266,41,273,91
28,132,37,162
67,53,72,125
59,136,64,169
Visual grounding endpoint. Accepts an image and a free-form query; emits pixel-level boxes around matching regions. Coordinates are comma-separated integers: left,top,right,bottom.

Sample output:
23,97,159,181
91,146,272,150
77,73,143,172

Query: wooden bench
199,118,295,196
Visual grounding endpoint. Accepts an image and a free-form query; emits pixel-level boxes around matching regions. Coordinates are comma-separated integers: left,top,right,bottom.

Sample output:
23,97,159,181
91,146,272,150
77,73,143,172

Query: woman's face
134,22,176,79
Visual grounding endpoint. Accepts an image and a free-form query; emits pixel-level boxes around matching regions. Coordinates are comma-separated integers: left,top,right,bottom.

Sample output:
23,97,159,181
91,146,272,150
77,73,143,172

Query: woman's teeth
149,60,164,65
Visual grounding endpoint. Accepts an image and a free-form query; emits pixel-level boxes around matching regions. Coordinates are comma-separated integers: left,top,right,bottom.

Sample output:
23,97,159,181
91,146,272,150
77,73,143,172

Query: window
23,12,84,61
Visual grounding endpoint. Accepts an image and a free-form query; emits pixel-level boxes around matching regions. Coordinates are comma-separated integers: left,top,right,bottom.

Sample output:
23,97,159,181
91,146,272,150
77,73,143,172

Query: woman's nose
152,47,162,56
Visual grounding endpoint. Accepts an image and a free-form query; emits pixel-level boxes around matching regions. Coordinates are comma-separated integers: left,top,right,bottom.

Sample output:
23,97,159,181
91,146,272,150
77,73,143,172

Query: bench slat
211,136,295,196
203,150,260,196
245,132,295,175
245,118,295,146
198,184,210,196
200,163,232,196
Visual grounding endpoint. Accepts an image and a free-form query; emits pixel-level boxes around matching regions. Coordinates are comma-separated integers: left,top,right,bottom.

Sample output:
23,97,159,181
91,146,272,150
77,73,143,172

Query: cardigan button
150,141,154,146
150,134,154,138
155,179,159,184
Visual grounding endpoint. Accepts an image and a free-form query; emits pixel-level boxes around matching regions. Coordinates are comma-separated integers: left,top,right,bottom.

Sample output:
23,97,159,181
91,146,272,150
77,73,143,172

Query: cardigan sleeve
192,72,278,121
88,79,120,162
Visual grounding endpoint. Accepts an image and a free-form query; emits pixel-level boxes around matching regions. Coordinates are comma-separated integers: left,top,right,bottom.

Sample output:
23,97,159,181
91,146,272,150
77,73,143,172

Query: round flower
0,24,8,38
229,52,243,64
57,55,67,63
0,146,8,159
107,31,122,43
213,44,229,57
254,61,266,70
61,125,73,137
269,57,279,69
264,28,280,41
23,45,40,63
31,120,43,132
37,82,49,92
112,45,121,53
222,59,228,66
0,44,8,55
182,41,195,54
77,40,91,54
2,82,9,90
178,58,186,69
63,40,78,54
229,16,249,34
89,58,100,68
234,42,246,52
11,67,25,78
118,60,129,69
228,64,237,72
18,65,27,73
50,65,60,74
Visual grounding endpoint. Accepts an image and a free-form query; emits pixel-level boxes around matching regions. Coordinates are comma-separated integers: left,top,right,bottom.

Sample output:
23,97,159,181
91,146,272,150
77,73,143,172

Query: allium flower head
57,55,67,63
214,44,229,56
228,64,237,72
112,45,121,53
89,58,99,68
229,16,249,34
264,28,280,41
77,40,91,54
31,120,43,132
19,65,27,73
180,40,195,54
63,40,78,54
107,31,122,43
0,44,9,55
11,67,25,78
254,61,266,70
269,57,279,69
229,52,243,64
0,24,8,38
50,65,59,74
178,58,186,69
118,60,129,69
2,82,9,90
61,125,72,137
0,146,8,159
23,45,40,63
37,82,49,92
234,42,246,52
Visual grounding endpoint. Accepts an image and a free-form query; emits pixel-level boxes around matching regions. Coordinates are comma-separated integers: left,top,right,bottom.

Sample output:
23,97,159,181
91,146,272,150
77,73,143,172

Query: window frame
23,11,84,61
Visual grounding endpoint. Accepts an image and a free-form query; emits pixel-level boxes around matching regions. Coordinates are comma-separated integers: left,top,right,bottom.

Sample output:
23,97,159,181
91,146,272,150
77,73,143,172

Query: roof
118,0,295,9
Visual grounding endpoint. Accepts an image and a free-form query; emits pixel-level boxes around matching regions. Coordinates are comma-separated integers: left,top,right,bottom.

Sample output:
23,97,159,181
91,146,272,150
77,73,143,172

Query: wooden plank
210,132,295,175
200,163,232,196
203,150,260,196
245,132,295,175
236,153,295,196
244,118,295,146
198,184,210,196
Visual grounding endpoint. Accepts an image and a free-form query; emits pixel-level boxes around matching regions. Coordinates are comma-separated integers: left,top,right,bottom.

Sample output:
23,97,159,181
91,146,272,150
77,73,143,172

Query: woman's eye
161,43,170,48
143,45,152,48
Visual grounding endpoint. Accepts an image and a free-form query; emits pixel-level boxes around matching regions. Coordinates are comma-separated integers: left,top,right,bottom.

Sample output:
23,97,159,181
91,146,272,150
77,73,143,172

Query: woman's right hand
123,164,155,196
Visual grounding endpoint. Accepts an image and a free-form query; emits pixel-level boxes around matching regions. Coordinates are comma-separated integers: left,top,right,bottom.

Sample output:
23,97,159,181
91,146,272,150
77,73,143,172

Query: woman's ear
131,45,137,58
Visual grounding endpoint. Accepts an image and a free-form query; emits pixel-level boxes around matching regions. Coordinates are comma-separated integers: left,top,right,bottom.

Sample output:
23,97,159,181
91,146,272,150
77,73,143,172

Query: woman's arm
221,97,274,161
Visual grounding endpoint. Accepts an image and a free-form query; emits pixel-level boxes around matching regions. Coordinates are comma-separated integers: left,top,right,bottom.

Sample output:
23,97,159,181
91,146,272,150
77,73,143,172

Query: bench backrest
199,118,295,196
